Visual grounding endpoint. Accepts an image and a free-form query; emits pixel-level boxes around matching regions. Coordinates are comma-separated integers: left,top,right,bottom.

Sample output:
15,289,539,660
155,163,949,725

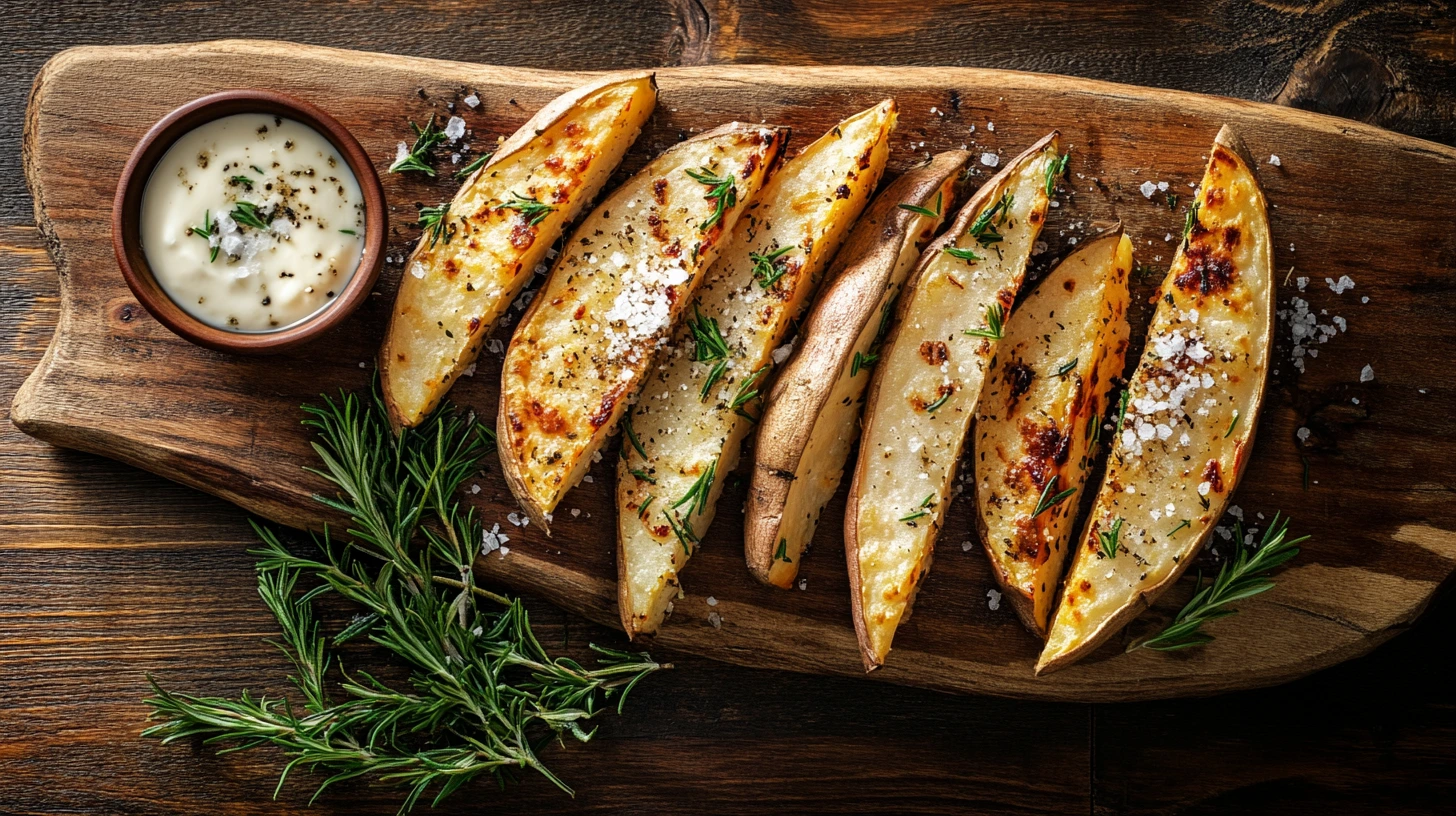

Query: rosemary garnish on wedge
943,245,982,263
964,302,1006,340
228,200,272,231
455,152,492,178
143,389,662,812
1099,517,1124,559
1030,474,1076,519
686,166,737,231
672,457,718,519
1044,152,1070,196
900,493,936,523
501,192,556,226
416,203,454,248
1130,514,1307,652
688,306,732,400
389,114,447,176
897,191,943,219
750,245,794,289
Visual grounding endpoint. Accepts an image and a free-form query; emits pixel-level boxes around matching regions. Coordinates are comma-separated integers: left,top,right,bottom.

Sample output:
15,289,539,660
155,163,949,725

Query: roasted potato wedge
1037,126,1272,674
974,228,1132,637
845,133,1061,670
500,123,789,529
380,73,658,428
618,102,897,637
745,150,971,589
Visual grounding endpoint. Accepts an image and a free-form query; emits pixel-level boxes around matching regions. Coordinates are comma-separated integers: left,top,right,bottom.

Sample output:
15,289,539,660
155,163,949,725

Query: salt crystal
961,539,975,552
470,483,481,495
410,262,426,279
358,362,366,369
980,152,1000,168
444,116,466,142
583,474,595,483
463,93,480,108
571,508,581,517
772,342,794,365
1360,364,1375,383
1296,276,1308,291
986,121,995,131
1296,426,1311,442
707,611,722,629
706,596,718,607
1197,481,1212,496
1139,180,1157,199
1268,155,1281,167
987,589,1002,610
461,363,476,378
797,578,808,591
395,142,409,162
1361,296,1370,304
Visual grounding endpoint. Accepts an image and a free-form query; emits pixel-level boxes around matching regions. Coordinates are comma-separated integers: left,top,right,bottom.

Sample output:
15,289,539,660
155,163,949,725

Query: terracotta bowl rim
112,89,387,354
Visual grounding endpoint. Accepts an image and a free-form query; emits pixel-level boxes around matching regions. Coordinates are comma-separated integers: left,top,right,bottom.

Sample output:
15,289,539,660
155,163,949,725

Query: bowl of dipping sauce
113,90,386,354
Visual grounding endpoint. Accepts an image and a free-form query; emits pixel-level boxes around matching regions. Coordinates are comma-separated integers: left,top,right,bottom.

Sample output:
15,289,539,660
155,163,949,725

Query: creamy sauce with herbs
140,114,365,331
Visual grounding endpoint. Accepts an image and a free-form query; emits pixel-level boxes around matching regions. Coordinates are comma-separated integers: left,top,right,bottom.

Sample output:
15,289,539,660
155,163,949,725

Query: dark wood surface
21,43,1456,704
2,2,1454,813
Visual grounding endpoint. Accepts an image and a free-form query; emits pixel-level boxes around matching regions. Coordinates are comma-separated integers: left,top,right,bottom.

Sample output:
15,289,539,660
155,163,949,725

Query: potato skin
1037,126,1272,674
745,151,970,589
617,101,897,637
974,228,1132,637
498,122,788,529
846,134,1061,670
380,73,657,429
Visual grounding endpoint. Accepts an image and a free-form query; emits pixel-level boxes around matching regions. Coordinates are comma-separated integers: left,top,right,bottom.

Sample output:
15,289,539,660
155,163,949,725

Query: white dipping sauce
140,113,365,331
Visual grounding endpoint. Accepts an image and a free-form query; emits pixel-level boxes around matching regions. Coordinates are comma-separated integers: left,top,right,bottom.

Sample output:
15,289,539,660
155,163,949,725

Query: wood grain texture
2,2,1455,814
12,39,1456,702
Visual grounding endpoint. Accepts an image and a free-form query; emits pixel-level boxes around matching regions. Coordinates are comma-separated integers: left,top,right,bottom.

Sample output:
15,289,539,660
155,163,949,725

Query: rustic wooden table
2,2,1453,814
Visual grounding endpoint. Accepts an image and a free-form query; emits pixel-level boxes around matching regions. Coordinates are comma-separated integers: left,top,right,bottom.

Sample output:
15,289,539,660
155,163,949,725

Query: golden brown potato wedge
744,150,971,589
974,227,1132,637
380,73,658,428
499,123,789,529
1037,126,1272,674
616,102,897,637
845,133,1062,670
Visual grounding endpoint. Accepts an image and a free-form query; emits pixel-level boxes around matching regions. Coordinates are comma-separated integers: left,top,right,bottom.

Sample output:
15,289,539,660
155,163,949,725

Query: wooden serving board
14,40,1456,701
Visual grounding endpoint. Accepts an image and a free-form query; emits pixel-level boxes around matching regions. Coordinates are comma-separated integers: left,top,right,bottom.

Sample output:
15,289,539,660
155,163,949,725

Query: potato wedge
845,133,1061,670
380,73,658,428
617,102,897,637
745,150,971,589
974,228,1132,637
1037,126,1272,674
499,123,789,529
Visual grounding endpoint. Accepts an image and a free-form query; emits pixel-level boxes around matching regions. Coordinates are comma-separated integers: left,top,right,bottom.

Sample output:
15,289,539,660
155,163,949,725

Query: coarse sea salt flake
444,116,466,142
464,93,480,108
1361,364,1375,382
980,152,1000,167
1268,155,1281,167
1140,180,1157,198
987,589,1002,610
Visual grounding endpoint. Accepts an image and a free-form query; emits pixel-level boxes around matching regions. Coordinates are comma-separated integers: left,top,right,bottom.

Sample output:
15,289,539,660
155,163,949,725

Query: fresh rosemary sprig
389,115,447,176
1030,474,1076,520
188,209,219,263
774,538,792,563
900,493,936,523
969,191,1012,246
924,389,953,413
621,413,647,461
229,174,255,188
1099,517,1124,559
1130,514,1307,651
686,167,737,231
688,306,731,400
1181,202,1202,247
416,203,454,248
750,245,794,289
501,192,556,226
943,245,982,263
851,351,877,377
1054,358,1078,378
964,302,1006,340
1044,152,1070,197
672,457,718,519
1167,519,1191,536
456,152,492,178
730,365,770,422
1224,410,1241,438
143,389,663,811
230,201,273,231
897,191,943,219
